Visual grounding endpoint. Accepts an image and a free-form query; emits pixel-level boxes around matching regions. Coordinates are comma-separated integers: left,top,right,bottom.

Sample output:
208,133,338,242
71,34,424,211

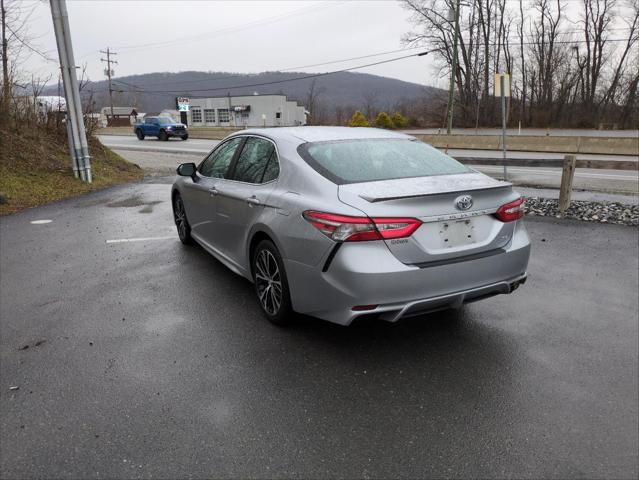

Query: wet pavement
1,178,637,479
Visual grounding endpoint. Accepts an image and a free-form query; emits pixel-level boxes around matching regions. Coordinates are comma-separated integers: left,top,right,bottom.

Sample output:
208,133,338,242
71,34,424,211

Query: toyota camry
171,127,530,326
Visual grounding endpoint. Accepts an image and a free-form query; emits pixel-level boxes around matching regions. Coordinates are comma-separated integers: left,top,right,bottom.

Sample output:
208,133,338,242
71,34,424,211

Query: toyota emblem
455,195,473,211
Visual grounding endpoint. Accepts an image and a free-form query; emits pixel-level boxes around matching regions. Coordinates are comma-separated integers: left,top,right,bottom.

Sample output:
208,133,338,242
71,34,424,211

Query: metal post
501,75,507,181
446,0,461,135
59,0,91,182
65,118,79,178
559,154,576,213
50,0,81,178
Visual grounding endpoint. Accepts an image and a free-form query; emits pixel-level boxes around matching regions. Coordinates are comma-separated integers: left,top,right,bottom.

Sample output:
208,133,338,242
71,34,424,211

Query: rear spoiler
340,173,512,203
360,184,512,203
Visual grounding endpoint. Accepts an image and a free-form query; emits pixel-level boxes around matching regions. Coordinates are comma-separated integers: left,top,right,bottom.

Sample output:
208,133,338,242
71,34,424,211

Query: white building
187,94,306,128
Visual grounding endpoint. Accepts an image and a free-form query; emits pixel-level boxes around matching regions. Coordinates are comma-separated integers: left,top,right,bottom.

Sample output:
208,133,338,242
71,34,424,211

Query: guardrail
455,156,638,170
415,133,639,156
456,154,638,213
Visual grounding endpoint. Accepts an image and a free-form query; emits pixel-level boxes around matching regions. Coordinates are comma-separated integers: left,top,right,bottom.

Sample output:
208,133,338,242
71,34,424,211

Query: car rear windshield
297,138,470,185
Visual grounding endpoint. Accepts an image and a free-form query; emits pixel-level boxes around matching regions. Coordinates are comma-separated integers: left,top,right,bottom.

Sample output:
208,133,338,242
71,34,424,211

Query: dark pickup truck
134,116,188,141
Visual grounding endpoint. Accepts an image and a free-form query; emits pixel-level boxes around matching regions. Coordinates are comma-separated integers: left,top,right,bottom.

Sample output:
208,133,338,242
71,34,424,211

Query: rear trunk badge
455,195,473,211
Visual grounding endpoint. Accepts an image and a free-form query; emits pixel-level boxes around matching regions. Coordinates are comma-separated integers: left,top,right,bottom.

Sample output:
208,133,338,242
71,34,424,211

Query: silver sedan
172,127,530,326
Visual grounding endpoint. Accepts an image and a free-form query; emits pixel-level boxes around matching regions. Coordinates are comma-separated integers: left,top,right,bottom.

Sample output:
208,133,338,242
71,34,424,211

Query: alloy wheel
254,249,283,315
174,196,187,240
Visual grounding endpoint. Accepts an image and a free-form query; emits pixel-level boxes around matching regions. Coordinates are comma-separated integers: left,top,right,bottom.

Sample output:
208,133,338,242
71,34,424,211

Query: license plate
438,219,476,248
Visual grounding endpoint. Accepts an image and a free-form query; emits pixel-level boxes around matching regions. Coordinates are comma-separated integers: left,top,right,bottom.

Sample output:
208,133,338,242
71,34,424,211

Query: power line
109,46,426,89
111,50,432,97
277,46,426,71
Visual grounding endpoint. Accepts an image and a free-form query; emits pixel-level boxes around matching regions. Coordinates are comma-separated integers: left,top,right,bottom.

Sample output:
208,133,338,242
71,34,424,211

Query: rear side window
231,137,279,184
199,137,243,178
297,139,469,185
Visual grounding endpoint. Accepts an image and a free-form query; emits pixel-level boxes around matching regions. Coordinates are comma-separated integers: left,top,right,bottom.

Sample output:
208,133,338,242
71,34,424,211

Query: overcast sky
22,0,445,89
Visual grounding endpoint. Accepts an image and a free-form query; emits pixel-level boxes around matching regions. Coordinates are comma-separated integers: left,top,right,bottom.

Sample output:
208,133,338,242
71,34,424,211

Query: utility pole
100,47,117,124
446,0,461,135
50,0,91,182
1,0,9,114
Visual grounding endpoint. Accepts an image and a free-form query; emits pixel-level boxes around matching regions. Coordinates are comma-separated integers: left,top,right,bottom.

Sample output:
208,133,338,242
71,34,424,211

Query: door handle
246,196,261,206
209,187,219,196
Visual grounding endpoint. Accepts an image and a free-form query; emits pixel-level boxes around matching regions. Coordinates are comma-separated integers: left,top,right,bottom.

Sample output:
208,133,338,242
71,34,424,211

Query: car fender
245,223,287,274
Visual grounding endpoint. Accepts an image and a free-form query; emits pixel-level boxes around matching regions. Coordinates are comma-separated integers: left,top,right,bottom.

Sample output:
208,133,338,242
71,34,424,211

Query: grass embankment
0,127,143,216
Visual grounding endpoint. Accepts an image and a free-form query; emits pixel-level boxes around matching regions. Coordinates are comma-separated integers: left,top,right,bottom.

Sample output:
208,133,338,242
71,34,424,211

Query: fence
456,155,638,213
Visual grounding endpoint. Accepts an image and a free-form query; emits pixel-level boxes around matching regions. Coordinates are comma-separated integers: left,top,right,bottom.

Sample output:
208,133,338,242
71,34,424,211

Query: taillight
495,197,525,222
303,211,421,242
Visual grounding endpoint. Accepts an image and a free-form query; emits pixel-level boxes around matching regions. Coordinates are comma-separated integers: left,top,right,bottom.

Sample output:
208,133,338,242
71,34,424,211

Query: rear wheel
172,193,192,244
159,130,168,141
135,129,144,140
252,240,292,325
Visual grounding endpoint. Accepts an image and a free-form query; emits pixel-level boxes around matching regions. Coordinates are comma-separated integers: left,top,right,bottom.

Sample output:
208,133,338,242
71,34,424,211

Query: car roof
233,126,414,144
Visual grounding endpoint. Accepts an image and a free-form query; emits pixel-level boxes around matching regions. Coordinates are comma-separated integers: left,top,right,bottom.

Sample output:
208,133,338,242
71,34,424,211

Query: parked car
171,127,530,326
134,116,188,141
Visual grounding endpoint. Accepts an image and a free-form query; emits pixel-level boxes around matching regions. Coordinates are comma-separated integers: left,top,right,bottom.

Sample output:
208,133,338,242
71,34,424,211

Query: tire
159,130,168,141
252,240,292,325
135,129,145,140
181,134,189,141
172,193,192,245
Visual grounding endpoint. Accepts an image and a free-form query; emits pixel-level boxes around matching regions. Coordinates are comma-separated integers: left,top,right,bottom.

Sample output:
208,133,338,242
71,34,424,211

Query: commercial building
187,94,306,128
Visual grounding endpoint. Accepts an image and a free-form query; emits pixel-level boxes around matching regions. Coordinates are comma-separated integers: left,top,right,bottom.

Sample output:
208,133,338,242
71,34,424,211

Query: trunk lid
337,172,520,266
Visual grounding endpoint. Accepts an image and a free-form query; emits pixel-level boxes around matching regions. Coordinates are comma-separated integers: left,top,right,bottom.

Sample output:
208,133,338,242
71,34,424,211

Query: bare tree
361,90,379,120
0,0,54,123
1,0,8,115
526,0,566,125
600,0,639,119
305,79,326,125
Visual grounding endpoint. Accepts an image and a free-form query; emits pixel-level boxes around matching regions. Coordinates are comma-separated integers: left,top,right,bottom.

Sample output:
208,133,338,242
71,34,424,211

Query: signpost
495,73,510,181
176,97,190,111
176,97,190,126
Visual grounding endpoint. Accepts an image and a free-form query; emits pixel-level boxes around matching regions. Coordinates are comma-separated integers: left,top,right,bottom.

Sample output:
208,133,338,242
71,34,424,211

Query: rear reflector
303,211,422,242
352,304,378,311
495,197,525,222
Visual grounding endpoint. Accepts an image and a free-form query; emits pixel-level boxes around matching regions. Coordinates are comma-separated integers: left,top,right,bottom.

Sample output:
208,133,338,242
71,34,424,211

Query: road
98,135,639,194
1,180,637,479
98,135,639,160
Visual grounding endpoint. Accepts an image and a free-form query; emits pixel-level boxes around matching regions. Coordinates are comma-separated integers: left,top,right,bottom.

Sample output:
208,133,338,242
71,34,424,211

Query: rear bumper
367,273,527,323
285,220,531,325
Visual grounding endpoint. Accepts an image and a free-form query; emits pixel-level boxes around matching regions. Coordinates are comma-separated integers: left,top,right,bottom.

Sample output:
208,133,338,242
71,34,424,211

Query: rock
524,197,638,227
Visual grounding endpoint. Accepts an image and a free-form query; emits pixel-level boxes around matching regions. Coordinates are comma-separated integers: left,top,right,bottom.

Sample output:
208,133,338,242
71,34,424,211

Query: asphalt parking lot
1,178,637,479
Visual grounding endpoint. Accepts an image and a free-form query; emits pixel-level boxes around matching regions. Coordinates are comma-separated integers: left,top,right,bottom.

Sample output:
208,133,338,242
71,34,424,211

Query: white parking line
106,235,176,244
30,219,52,224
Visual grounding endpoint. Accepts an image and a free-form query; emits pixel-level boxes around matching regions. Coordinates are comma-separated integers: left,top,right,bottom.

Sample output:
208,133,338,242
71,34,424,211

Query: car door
145,117,158,136
213,136,280,266
179,137,244,247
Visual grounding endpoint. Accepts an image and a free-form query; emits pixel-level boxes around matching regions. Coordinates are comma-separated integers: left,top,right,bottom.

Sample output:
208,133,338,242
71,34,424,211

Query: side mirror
177,162,196,178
